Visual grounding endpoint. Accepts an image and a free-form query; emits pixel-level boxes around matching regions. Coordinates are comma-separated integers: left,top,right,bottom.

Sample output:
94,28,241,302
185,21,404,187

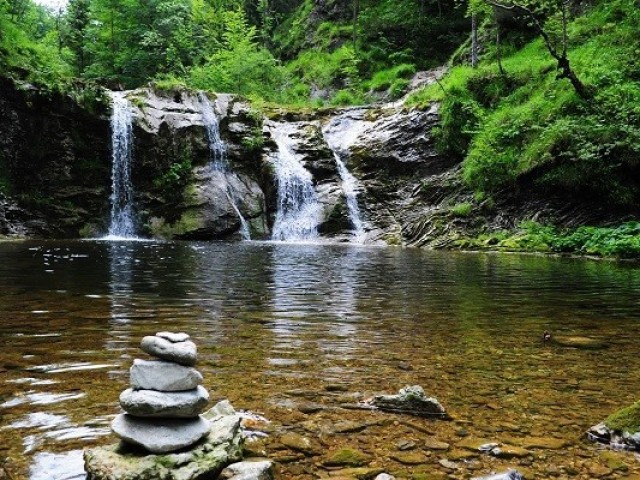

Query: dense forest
1,0,640,254
0,0,469,104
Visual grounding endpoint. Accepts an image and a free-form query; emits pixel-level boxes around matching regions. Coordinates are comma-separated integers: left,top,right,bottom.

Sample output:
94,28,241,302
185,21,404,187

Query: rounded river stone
111,414,211,453
120,385,209,417
130,359,203,392
140,335,197,366
156,331,190,343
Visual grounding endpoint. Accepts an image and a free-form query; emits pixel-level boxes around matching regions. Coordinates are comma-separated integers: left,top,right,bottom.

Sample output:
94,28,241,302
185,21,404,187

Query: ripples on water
1,241,640,479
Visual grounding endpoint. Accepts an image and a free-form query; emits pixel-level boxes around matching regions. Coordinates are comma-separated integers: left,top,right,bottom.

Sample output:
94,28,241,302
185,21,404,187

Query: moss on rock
605,401,640,434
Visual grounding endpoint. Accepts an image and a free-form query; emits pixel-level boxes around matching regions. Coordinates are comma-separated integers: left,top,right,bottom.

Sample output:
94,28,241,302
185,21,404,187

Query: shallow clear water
1,240,640,479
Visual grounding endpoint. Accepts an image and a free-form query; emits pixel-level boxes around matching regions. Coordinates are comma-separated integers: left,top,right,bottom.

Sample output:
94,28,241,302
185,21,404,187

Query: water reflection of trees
269,243,370,358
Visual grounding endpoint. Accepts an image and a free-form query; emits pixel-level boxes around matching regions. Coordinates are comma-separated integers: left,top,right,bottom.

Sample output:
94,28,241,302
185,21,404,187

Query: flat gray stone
130,359,203,392
220,459,274,480
111,414,211,453
120,385,209,417
140,336,197,366
87,404,243,479
472,470,524,480
156,331,190,343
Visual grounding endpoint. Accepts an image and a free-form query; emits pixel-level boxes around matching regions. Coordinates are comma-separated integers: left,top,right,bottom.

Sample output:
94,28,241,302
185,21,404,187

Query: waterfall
225,190,251,240
198,92,250,240
322,123,366,241
332,152,365,240
269,123,322,242
107,92,137,239
198,92,227,171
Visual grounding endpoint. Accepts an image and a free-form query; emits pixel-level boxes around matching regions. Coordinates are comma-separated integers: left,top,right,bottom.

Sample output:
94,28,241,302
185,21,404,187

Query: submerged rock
552,336,608,350
110,414,211,453
119,385,209,417
360,385,448,418
323,448,371,467
219,459,275,480
140,336,197,366
85,408,243,479
130,359,203,392
471,470,524,480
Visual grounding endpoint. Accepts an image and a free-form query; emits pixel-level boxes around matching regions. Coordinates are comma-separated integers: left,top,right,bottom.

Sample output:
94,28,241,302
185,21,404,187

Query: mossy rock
323,448,371,467
605,401,640,434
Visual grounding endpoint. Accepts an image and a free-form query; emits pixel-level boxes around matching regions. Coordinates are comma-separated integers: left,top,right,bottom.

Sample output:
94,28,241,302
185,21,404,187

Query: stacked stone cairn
111,331,211,454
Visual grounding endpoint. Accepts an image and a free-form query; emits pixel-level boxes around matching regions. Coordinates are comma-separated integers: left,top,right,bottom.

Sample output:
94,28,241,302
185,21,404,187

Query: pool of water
1,240,639,479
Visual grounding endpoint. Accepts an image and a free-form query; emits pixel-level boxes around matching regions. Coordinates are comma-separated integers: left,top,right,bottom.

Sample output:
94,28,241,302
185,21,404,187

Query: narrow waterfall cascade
322,121,366,241
198,92,250,240
225,190,251,240
198,92,227,170
106,92,137,239
269,122,322,242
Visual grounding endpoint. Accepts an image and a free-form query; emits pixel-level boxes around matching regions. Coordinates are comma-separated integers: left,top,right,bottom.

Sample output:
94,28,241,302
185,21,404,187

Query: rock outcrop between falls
1,78,628,244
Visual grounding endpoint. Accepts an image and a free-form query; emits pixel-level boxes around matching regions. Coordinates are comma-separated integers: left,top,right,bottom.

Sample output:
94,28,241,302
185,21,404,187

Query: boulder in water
471,470,524,480
360,385,448,418
119,385,209,417
130,359,203,392
587,400,640,450
110,414,211,453
140,335,197,366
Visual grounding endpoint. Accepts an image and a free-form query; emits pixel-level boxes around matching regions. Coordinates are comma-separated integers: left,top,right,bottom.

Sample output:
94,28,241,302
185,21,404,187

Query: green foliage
65,0,91,73
153,146,193,203
471,222,640,258
408,0,640,207
450,202,473,217
241,108,265,153
366,63,415,92
152,74,188,92
605,401,640,433
0,0,73,85
189,9,287,101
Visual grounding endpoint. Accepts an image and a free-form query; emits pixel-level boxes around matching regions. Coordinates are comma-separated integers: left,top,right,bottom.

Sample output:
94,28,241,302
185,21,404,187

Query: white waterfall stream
198,93,227,170
198,92,250,240
106,92,137,239
322,121,366,241
269,123,322,242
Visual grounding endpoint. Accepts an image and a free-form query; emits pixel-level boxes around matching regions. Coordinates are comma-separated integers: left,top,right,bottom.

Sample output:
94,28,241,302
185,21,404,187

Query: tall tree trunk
110,7,116,74
352,0,359,54
471,13,478,68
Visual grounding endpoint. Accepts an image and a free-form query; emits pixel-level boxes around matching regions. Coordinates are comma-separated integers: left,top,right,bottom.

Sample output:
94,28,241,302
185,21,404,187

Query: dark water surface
1,240,640,479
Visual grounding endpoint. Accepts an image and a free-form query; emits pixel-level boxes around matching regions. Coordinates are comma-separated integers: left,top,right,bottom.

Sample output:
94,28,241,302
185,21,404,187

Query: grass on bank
406,0,640,209
458,221,640,259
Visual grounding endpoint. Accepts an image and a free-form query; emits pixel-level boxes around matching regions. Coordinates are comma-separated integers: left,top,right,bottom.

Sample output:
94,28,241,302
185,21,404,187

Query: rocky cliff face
121,88,270,240
0,77,112,237
0,79,619,245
